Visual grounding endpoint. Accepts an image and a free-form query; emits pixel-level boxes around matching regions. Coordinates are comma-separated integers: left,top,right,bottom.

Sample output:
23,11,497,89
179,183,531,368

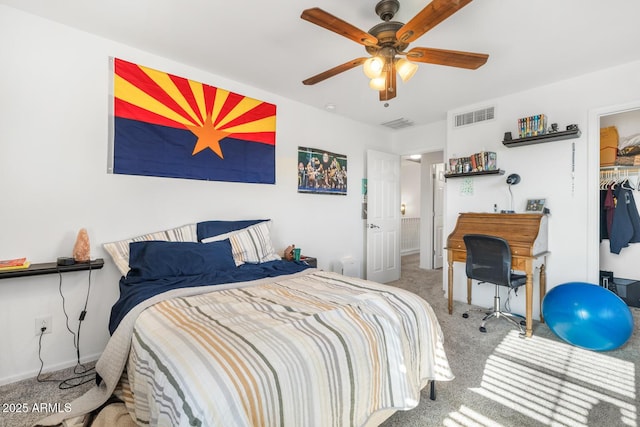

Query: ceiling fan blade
406,47,488,69
379,62,397,101
303,58,368,85
301,8,378,47
396,0,473,44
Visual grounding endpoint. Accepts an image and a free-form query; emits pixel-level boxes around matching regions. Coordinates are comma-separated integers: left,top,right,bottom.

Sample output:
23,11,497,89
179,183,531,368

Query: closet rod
599,168,640,177
599,167,639,189
600,165,640,172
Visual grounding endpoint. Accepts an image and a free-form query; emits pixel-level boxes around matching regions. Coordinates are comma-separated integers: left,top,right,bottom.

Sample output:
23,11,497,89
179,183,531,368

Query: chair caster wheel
462,313,469,318
479,326,487,333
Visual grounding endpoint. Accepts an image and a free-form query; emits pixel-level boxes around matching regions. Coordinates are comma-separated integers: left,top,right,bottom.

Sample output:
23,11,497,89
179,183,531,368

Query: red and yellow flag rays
113,58,276,159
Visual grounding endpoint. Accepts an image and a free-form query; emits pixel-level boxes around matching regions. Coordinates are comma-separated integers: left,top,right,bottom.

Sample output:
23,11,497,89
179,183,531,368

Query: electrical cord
59,269,78,348
37,264,95,389
505,287,514,312
72,264,93,373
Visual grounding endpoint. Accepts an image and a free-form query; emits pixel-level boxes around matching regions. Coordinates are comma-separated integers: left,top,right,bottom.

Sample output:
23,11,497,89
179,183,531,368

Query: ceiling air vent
454,106,495,128
381,117,414,129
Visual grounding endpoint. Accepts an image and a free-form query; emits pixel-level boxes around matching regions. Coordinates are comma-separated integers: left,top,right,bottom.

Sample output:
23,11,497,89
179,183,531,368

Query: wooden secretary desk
446,213,549,337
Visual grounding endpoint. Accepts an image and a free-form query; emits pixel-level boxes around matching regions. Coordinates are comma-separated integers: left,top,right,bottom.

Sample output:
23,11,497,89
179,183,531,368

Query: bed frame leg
430,380,436,400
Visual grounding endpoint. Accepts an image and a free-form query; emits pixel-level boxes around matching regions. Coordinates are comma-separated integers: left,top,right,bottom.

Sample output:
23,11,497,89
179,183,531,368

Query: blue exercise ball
542,282,634,351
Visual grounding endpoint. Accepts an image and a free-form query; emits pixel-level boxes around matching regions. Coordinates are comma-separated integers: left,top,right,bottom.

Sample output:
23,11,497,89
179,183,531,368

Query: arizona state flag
112,58,276,184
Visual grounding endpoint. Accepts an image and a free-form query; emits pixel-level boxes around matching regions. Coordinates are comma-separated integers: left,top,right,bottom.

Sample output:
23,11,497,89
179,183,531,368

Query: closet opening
597,107,640,308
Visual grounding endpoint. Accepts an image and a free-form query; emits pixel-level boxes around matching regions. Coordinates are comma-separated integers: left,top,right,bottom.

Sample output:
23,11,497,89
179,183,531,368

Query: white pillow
103,223,197,275
202,220,280,266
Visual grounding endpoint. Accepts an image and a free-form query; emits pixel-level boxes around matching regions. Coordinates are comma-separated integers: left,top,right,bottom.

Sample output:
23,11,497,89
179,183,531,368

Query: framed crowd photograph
297,147,347,195
525,198,546,213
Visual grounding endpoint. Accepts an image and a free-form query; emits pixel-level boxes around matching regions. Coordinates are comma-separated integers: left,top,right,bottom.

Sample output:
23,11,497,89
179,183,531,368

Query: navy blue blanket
109,260,311,334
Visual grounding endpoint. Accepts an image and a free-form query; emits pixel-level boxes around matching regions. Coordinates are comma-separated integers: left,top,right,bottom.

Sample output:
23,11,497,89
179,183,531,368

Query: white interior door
433,163,445,269
366,149,401,283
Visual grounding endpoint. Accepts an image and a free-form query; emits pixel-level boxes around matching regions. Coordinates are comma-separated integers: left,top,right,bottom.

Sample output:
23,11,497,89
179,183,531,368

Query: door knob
368,224,380,229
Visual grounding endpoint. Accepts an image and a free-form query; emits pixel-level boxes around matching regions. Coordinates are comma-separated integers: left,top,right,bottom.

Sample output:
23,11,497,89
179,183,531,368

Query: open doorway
400,151,444,270
400,155,421,257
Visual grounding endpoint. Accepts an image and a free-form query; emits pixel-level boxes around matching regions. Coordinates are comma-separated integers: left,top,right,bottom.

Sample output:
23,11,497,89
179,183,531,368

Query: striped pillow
103,223,197,276
202,220,280,266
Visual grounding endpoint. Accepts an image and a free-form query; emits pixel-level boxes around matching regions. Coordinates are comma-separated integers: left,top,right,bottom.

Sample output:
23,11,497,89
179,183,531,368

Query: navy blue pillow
196,219,268,241
128,240,236,279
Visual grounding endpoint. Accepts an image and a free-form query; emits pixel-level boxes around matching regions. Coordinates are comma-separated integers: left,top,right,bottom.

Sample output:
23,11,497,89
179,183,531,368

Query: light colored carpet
0,364,95,427
1,254,638,427
381,254,640,427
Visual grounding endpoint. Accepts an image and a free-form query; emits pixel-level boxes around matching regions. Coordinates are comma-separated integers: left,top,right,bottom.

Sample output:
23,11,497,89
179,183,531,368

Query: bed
37,219,454,427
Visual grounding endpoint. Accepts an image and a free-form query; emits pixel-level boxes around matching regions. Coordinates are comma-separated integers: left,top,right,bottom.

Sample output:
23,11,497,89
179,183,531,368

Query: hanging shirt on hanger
600,188,611,241
609,185,640,254
626,185,640,243
604,185,616,239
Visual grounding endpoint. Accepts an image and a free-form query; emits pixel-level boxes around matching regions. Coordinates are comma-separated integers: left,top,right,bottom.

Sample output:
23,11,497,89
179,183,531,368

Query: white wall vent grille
454,106,495,128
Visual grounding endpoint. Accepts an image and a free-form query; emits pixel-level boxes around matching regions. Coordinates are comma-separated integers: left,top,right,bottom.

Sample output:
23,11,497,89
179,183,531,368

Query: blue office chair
462,234,527,334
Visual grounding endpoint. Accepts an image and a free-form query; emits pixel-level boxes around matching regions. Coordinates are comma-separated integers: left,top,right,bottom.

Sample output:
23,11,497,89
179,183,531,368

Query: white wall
0,6,391,385
444,61,640,320
392,120,447,155
601,109,640,138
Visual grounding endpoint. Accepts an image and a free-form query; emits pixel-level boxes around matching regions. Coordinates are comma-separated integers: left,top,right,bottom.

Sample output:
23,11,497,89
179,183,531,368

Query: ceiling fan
301,0,489,101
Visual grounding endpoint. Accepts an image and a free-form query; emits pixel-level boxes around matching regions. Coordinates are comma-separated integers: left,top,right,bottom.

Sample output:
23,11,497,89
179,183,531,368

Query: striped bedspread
117,271,454,426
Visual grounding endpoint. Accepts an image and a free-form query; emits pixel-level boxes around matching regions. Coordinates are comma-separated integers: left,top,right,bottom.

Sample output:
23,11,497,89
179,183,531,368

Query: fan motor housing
366,21,408,55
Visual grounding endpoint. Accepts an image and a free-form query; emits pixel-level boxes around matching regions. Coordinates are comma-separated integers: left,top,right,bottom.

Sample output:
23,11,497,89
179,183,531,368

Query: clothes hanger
617,170,635,190
600,171,613,189
621,179,634,190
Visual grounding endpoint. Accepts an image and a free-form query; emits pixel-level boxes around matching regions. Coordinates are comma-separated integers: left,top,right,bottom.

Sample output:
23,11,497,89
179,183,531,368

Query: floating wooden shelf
502,128,581,147
444,169,505,179
0,258,104,280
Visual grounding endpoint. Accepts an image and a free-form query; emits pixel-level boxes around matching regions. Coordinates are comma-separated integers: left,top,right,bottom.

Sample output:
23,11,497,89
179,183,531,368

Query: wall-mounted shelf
444,169,505,179
502,128,581,147
0,258,104,280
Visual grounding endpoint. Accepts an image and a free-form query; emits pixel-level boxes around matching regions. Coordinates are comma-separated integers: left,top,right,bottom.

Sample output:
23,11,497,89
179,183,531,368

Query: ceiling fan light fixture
363,56,385,79
300,3,488,101
369,74,387,91
396,58,418,82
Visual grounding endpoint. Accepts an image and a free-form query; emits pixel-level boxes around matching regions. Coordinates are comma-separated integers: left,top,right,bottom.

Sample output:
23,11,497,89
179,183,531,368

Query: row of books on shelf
518,114,547,138
0,257,31,271
448,151,497,174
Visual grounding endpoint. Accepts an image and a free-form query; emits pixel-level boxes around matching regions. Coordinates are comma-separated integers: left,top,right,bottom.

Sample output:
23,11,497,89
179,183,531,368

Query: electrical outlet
35,315,52,336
